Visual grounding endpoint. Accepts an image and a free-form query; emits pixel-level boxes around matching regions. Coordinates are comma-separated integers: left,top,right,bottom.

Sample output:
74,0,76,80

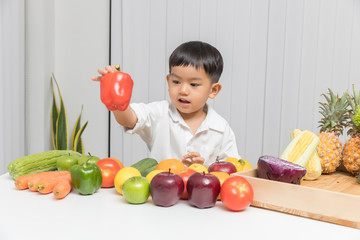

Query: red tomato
104,157,124,169
220,176,254,211
96,158,122,188
178,168,197,199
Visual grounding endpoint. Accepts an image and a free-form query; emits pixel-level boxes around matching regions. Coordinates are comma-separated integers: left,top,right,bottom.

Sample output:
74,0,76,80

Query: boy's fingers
182,159,192,167
92,66,112,81
105,65,117,73
192,157,205,165
182,153,191,160
185,152,200,158
91,76,101,81
98,67,108,75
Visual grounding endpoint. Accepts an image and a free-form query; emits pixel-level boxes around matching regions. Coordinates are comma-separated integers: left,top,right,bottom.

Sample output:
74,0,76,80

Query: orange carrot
28,171,69,192
15,174,35,190
53,179,72,199
37,173,71,194
16,171,54,190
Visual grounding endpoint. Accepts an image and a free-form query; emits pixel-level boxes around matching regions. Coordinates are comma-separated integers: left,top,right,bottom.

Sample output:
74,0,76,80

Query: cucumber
142,165,158,177
8,150,82,179
131,158,158,176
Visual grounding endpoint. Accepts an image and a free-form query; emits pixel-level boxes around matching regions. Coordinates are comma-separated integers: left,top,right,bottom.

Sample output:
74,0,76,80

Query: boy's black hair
169,41,223,83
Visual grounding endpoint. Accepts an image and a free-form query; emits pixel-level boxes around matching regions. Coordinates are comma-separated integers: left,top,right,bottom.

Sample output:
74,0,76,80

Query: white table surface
0,173,359,240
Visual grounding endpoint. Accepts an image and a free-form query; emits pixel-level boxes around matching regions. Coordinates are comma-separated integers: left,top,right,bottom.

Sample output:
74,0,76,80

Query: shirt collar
168,102,226,133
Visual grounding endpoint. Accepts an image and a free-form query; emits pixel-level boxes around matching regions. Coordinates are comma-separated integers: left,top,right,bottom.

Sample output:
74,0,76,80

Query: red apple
187,172,221,209
150,170,184,207
208,160,237,175
178,168,197,199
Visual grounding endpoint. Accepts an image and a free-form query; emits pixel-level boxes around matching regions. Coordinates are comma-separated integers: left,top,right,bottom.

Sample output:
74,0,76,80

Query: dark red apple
150,170,184,207
187,172,221,209
208,160,237,175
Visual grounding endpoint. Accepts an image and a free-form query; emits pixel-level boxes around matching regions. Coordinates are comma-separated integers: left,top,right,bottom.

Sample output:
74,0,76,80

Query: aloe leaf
50,75,59,149
73,121,88,154
53,73,69,150
71,105,83,150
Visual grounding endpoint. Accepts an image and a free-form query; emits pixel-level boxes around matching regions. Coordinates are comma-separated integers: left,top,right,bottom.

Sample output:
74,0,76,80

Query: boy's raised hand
182,152,205,167
91,65,118,82
91,65,134,112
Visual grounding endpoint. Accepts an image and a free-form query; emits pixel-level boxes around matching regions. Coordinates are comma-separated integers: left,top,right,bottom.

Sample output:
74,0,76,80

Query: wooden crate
234,169,360,229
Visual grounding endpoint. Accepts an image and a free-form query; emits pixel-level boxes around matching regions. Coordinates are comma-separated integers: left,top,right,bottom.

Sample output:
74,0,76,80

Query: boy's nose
179,84,190,95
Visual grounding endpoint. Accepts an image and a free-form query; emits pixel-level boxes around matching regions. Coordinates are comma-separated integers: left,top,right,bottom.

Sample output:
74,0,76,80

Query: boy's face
167,65,221,116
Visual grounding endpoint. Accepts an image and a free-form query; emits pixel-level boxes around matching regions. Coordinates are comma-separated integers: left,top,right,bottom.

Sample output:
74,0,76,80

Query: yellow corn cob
280,130,320,168
291,129,322,180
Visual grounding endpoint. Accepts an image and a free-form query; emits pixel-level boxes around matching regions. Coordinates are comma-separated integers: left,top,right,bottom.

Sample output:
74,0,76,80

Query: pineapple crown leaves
346,84,360,137
353,107,360,127
347,84,360,111
318,88,349,136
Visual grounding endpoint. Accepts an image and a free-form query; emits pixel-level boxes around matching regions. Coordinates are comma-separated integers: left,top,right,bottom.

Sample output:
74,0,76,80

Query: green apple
78,154,101,165
57,153,80,171
122,176,150,204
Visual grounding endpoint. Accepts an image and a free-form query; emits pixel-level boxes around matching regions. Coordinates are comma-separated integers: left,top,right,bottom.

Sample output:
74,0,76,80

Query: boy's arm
112,106,138,129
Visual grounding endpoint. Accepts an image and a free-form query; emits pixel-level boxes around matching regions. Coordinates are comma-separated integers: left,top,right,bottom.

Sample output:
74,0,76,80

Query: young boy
92,41,240,166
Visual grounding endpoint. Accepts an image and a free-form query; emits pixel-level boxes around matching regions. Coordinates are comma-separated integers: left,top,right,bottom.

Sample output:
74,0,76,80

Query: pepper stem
115,64,121,71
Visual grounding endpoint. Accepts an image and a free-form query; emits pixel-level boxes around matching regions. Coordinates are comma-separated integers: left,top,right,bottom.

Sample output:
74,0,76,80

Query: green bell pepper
70,159,102,195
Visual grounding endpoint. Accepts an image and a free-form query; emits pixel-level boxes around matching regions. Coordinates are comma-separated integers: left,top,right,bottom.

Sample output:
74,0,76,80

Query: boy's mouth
178,98,190,104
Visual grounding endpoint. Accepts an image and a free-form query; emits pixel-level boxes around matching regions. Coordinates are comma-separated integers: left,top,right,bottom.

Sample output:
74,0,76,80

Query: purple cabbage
257,155,307,185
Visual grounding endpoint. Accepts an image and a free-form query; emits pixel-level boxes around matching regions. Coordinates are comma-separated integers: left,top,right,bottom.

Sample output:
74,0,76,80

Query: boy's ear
209,83,222,99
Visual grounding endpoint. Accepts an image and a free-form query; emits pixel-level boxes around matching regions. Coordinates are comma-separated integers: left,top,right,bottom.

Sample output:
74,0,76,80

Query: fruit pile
117,158,254,212
315,86,360,176
9,152,253,211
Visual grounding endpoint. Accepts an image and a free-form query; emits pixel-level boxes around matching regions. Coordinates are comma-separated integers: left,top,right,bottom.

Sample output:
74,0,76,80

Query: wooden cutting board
234,169,360,229
302,171,360,195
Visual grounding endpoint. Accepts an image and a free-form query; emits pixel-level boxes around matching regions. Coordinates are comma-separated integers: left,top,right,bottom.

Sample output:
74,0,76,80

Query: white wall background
0,0,109,174
1,0,360,174
0,0,25,174
110,0,360,167
25,0,110,158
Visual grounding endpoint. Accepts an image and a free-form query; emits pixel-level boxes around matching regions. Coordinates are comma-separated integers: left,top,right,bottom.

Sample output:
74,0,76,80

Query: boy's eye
190,83,199,87
172,80,180,84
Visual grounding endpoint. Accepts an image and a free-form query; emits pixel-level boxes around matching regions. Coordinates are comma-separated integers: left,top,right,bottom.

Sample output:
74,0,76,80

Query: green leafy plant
51,73,88,154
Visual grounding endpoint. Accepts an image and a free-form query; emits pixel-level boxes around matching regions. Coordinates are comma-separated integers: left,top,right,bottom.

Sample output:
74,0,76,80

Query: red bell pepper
100,65,134,111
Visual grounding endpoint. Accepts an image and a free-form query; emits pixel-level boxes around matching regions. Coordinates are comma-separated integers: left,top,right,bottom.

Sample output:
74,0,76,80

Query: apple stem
88,152,92,157
202,171,205,175
168,168,171,174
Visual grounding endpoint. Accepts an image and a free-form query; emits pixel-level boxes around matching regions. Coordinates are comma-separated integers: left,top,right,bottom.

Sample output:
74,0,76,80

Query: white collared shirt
124,100,240,165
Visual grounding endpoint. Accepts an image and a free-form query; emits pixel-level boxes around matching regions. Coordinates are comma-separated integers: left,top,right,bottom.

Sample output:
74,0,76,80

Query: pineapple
343,85,360,175
317,89,348,174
